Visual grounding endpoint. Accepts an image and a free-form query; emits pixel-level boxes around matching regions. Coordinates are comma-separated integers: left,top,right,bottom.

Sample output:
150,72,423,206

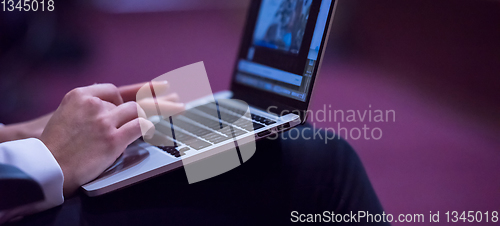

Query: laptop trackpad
96,146,150,180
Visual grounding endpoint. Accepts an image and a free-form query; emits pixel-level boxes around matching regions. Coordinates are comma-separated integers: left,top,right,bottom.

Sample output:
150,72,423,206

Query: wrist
0,123,29,143
44,143,79,198
61,165,79,197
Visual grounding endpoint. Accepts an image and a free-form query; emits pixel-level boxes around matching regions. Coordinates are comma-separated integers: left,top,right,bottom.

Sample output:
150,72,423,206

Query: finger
137,98,185,118
157,100,185,116
137,98,161,119
137,104,148,119
117,117,155,145
108,102,140,128
119,81,169,102
102,100,117,111
118,83,145,102
157,93,180,102
83,83,123,106
150,81,170,96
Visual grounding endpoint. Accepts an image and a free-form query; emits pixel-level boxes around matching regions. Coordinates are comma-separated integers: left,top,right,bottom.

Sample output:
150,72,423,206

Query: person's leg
156,123,388,225
276,124,387,224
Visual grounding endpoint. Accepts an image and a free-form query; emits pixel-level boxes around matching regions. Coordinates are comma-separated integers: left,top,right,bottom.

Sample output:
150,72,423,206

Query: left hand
0,113,53,143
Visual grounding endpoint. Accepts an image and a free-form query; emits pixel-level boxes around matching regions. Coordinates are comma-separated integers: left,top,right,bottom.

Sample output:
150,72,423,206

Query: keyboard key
202,133,231,143
253,122,265,130
209,136,232,144
220,126,246,137
172,117,213,137
187,139,212,150
183,111,221,130
263,120,276,125
157,146,181,157
251,114,276,125
178,147,190,155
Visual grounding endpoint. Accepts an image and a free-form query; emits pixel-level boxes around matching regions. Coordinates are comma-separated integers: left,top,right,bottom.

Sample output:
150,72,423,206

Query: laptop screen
234,0,333,102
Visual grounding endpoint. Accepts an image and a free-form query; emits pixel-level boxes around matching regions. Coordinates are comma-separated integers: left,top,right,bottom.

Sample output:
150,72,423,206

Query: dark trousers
10,125,388,225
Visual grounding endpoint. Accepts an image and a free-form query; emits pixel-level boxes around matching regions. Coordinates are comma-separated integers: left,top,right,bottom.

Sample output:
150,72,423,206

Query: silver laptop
83,0,337,196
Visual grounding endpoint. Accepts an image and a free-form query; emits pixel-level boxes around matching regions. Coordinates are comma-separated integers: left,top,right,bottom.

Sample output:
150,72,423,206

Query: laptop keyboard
153,101,276,158
216,102,276,125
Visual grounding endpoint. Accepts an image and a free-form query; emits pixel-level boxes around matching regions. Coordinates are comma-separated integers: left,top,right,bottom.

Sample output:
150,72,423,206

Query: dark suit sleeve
0,164,45,210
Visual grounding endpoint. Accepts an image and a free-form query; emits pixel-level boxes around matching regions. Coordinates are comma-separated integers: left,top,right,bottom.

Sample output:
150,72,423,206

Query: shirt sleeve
0,138,64,223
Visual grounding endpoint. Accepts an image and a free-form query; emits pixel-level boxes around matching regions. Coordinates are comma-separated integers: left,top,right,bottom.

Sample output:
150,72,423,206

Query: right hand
40,83,154,197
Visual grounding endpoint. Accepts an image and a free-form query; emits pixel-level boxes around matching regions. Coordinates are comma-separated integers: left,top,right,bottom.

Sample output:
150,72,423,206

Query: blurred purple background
1,0,499,224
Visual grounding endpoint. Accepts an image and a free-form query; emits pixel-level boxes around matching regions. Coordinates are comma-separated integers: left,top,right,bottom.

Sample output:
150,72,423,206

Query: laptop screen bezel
229,0,336,122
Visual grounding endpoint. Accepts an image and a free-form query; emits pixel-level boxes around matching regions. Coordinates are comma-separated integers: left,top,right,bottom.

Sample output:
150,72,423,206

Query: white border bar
237,60,303,86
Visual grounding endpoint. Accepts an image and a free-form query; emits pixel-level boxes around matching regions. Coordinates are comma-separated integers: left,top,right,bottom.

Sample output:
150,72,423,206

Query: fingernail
153,80,168,85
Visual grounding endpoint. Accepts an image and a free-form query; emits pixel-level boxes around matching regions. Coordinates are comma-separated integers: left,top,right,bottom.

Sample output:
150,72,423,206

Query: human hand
40,83,155,197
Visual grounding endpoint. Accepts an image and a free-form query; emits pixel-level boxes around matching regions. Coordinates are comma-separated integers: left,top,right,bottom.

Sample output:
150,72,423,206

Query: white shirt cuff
0,138,64,223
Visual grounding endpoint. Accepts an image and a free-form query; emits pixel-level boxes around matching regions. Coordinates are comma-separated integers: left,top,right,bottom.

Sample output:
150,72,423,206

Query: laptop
82,0,337,196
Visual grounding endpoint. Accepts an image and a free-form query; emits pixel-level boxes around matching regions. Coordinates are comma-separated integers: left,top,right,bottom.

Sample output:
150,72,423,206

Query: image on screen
252,0,312,54
236,0,332,102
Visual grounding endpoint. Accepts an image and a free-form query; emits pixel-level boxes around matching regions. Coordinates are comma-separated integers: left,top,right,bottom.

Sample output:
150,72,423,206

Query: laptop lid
230,0,337,122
